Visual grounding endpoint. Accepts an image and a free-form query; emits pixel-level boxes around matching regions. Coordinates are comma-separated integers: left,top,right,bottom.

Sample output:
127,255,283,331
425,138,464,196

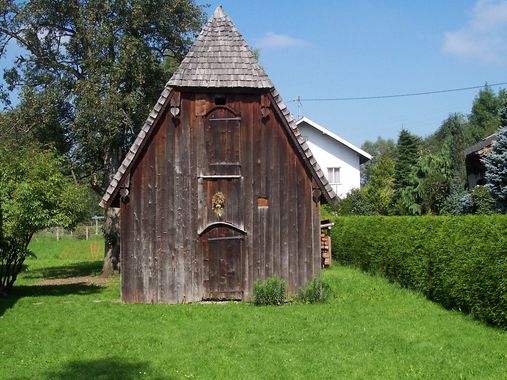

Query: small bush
253,275,287,305
298,277,332,303
73,225,90,240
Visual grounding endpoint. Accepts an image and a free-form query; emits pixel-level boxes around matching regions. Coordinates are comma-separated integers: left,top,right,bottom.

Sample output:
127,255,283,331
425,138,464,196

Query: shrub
471,186,495,214
331,215,507,328
253,275,287,305
298,277,332,303
73,225,91,240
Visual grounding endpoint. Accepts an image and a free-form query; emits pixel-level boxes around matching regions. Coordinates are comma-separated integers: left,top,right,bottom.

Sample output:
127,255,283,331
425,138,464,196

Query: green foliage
0,235,32,294
253,275,287,305
394,129,421,192
471,186,495,214
330,188,376,216
448,123,467,183
0,0,206,193
363,155,396,214
427,113,467,190
483,126,507,210
297,276,332,303
443,180,470,215
443,185,495,215
331,216,507,328
73,226,92,241
362,137,396,159
360,138,397,214
467,86,506,144
401,152,451,215
0,145,86,293
0,147,86,237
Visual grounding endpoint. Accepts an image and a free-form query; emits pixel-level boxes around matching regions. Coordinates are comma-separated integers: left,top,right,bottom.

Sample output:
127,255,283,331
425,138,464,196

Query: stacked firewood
321,234,331,268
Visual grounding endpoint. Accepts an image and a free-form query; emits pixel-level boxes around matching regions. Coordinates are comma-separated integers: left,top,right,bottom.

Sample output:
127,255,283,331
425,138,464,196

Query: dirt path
39,276,110,286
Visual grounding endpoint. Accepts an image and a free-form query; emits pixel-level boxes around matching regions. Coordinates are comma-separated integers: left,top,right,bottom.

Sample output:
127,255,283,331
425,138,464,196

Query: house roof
167,6,272,89
100,7,336,208
296,117,372,164
464,134,497,157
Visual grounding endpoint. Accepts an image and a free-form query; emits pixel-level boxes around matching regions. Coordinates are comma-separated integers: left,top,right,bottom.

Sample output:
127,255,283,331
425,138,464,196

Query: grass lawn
1,237,506,379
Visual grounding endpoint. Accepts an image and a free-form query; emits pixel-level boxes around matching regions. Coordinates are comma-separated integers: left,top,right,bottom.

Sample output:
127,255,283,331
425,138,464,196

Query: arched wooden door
198,104,245,300
201,225,244,300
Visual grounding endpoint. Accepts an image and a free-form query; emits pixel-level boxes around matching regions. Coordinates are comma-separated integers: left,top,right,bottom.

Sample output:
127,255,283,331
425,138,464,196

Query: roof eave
297,117,372,162
100,86,173,208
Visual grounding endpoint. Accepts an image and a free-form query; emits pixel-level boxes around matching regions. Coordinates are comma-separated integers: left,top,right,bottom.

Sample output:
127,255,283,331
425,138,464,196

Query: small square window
214,96,226,105
257,197,269,208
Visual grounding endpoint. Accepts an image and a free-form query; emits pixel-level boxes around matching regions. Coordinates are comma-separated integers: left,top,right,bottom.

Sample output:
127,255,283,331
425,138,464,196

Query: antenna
296,96,302,119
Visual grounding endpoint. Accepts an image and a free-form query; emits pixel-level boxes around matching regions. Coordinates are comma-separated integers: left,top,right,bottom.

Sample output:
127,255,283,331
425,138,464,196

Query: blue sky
2,1,507,147
197,0,507,146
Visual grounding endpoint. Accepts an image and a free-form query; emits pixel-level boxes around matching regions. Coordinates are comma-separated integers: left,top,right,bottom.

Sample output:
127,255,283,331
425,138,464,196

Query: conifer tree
394,129,421,191
467,86,505,144
483,102,507,209
391,129,422,214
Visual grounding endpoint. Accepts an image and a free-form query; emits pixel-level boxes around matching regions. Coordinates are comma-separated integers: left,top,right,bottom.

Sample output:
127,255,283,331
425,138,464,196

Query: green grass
1,238,506,379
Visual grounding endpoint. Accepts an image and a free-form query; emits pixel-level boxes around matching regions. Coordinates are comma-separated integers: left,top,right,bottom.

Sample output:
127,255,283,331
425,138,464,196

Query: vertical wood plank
297,164,307,288
243,96,254,297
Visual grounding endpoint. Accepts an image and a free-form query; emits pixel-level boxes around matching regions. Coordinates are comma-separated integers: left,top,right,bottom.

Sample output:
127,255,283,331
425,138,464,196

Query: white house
296,117,372,199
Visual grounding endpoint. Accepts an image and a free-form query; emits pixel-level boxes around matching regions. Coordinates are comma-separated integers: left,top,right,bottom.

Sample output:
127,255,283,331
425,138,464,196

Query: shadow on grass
43,357,169,380
23,260,103,280
0,283,105,316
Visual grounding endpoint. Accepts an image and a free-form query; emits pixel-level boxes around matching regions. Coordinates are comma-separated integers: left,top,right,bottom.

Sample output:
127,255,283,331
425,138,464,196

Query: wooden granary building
101,7,336,303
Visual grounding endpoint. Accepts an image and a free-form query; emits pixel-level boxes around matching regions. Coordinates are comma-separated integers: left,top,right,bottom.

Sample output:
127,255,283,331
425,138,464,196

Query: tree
0,144,86,294
395,151,450,215
483,126,507,210
467,86,506,144
361,137,395,182
392,129,421,213
361,137,396,214
363,155,395,215
331,189,375,216
393,129,421,191
431,113,467,184
0,1,206,275
360,137,396,214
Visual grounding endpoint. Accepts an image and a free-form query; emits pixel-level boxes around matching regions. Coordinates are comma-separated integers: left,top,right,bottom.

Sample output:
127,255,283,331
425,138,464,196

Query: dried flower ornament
212,192,225,217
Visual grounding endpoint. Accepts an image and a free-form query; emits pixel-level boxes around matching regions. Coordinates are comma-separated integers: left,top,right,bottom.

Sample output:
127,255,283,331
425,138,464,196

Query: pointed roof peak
167,6,272,89
212,5,226,19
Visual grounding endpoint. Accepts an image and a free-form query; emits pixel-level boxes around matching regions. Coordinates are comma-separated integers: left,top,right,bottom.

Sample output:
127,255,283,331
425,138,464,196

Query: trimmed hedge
331,216,507,328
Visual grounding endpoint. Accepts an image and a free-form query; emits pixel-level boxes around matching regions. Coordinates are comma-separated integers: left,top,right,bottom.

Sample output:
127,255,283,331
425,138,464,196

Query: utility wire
289,81,507,103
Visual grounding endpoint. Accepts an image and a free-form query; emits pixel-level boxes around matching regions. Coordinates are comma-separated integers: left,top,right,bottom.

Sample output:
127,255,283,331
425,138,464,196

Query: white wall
299,123,361,199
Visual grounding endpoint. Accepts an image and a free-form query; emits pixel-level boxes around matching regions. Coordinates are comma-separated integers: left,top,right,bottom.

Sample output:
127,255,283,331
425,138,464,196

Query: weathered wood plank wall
120,90,321,303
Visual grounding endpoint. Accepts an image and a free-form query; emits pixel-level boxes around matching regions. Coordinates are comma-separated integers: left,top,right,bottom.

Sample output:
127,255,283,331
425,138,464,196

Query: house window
327,167,340,187
327,167,340,193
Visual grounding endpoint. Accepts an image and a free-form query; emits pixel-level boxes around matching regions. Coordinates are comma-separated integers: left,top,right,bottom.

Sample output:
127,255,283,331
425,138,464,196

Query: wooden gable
101,6,336,304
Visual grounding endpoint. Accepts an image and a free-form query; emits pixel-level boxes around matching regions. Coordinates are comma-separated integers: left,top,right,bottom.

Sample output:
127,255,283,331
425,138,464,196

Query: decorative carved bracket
119,173,131,203
261,94,271,119
170,91,181,118
312,187,322,203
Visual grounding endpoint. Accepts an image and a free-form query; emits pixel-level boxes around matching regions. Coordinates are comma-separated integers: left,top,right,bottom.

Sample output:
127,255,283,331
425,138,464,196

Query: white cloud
255,32,309,49
443,0,507,62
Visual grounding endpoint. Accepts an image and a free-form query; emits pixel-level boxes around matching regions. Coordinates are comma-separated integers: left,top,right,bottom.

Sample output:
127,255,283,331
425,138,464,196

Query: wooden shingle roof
168,6,272,89
100,7,336,207
464,134,497,157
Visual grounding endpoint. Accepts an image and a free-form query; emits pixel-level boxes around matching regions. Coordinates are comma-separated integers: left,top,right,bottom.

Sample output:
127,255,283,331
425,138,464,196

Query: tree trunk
101,147,122,277
101,206,120,277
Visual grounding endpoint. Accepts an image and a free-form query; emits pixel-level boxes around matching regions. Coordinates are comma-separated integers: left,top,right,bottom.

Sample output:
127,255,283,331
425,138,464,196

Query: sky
2,1,507,147
195,0,507,146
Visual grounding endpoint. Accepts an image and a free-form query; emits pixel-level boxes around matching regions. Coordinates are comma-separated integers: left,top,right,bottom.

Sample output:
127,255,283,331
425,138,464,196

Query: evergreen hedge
331,216,507,328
